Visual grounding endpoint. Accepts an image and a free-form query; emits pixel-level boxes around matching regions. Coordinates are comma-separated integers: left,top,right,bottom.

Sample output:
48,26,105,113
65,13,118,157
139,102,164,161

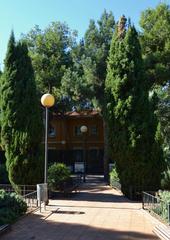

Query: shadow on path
1,213,159,240
48,204,141,211
1,175,157,240
69,191,130,203
51,175,137,204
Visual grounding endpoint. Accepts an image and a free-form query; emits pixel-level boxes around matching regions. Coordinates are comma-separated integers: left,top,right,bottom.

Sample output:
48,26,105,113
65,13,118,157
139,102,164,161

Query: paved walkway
1,176,159,240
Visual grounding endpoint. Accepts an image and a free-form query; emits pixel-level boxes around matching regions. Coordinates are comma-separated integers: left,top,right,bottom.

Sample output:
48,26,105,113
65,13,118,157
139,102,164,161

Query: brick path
1,177,159,240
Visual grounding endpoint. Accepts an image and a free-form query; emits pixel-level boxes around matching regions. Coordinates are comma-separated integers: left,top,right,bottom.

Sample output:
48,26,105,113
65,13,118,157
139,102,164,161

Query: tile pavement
1,177,160,240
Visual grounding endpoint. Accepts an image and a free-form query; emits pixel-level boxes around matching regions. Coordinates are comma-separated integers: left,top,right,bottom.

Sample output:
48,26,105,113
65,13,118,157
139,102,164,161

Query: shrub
0,190,27,224
109,167,121,189
153,190,170,221
158,190,170,203
161,169,170,190
48,163,71,191
0,164,9,184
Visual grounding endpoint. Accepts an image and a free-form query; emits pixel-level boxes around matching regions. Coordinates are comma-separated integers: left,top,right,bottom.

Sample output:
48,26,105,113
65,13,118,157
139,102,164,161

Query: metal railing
0,184,36,196
127,186,159,200
142,191,170,224
0,184,38,211
23,191,38,210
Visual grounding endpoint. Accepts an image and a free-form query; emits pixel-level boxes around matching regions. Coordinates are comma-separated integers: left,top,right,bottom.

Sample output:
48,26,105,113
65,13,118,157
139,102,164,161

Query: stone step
153,224,170,240
0,224,11,236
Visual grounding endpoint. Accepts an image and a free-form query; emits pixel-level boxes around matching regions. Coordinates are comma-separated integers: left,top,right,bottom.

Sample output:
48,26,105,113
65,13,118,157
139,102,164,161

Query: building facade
47,110,104,174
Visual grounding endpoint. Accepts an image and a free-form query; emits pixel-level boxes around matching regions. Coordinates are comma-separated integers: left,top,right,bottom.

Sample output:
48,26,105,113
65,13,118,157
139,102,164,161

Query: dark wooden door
86,149,104,174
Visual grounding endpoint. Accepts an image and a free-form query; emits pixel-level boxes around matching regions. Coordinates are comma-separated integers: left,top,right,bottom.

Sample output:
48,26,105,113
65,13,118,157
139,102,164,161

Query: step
153,224,170,240
0,224,11,236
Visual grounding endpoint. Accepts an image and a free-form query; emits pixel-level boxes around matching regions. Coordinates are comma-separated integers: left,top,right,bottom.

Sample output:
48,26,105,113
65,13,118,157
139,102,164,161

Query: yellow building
47,110,104,174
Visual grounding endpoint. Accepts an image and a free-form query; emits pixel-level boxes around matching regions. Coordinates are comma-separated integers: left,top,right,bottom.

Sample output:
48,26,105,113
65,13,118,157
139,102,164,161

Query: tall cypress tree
105,17,165,197
1,32,43,189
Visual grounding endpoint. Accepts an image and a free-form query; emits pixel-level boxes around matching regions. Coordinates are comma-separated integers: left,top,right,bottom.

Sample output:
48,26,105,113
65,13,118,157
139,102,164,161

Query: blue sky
0,0,168,69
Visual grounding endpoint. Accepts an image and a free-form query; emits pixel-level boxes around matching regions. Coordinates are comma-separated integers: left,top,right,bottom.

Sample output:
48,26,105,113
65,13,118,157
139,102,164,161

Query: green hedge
153,190,170,222
110,167,121,189
161,169,170,190
0,190,27,225
48,163,71,191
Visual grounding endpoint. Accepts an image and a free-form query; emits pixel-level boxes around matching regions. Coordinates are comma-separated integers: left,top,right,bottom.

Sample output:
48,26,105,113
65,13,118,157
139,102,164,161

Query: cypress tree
105,17,165,197
1,32,43,189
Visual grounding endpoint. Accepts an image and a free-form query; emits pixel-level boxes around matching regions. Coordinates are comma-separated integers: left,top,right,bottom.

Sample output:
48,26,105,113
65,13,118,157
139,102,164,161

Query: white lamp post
41,93,55,203
80,125,88,182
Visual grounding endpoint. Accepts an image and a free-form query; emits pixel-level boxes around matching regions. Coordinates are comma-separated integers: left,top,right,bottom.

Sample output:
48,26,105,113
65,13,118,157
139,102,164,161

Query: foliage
48,163,71,191
105,17,165,197
153,190,170,221
109,167,119,181
0,32,43,189
0,190,27,224
140,3,170,195
156,83,170,162
140,3,170,86
109,167,121,189
60,10,115,110
161,168,170,190
23,22,77,95
140,3,170,183
158,190,170,203
60,66,93,111
82,10,115,108
0,164,9,184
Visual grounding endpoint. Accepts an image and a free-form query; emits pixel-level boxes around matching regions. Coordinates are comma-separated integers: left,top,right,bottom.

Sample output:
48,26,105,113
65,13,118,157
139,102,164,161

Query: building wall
0,111,105,174
47,112,104,174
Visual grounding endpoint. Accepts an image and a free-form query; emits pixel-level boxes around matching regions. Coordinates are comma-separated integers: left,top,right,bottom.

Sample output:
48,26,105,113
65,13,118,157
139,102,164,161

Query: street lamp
80,125,88,182
41,93,55,203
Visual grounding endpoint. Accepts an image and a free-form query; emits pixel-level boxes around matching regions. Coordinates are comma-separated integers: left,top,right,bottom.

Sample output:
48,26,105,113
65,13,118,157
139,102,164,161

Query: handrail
22,190,38,210
0,184,36,195
142,191,170,224
0,184,38,211
23,190,37,198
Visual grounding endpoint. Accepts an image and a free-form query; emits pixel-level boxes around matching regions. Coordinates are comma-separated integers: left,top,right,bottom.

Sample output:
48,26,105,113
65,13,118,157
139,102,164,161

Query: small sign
75,162,84,173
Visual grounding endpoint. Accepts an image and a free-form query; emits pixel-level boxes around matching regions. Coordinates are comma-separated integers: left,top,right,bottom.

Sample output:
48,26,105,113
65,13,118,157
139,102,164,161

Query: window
48,124,56,137
74,126,81,136
90,126,97,136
